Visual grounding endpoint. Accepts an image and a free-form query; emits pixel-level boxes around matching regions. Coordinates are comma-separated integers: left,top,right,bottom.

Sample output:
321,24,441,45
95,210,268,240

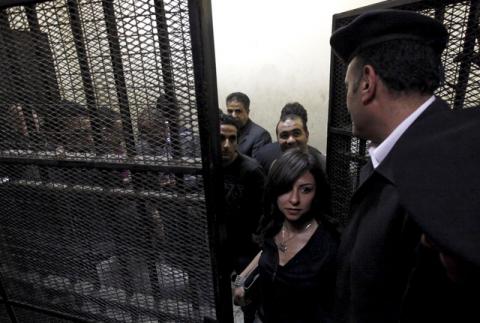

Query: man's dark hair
352,39,444,95
219,112,241,131
280,102,308,125
226,92,250,112
276,102,309,135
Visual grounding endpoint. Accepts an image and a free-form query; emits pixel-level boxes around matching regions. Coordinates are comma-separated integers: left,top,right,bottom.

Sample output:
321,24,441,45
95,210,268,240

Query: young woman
234,148,338,323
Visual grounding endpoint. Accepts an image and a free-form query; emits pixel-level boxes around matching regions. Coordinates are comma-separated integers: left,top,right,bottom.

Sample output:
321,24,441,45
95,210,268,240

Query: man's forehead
226,100,245,110
220,124,237,134
277,117,305,132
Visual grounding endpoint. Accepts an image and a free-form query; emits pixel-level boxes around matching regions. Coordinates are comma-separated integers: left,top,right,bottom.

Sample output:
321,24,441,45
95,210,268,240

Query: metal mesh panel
0,305,12,322
0,0,221,322
12,307,74,322
328,0,480,226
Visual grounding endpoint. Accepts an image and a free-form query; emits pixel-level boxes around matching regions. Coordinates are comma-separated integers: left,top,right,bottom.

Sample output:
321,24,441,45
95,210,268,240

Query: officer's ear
360,64,377,105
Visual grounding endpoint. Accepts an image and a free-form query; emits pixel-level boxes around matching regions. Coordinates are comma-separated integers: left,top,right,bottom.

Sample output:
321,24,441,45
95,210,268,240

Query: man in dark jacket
220,113,265,323
255,102,326,173
226,92,271,158
330,9,479,323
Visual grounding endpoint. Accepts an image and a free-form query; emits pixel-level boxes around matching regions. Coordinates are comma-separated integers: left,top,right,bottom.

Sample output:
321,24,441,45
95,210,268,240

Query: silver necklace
277,221,313,253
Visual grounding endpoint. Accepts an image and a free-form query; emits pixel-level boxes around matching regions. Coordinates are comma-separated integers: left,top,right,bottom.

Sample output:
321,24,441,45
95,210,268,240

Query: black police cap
330,9,448,63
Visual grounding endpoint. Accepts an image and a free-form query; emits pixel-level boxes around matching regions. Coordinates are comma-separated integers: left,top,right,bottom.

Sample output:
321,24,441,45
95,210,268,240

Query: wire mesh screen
0,305,12,323
12,307,74,323
0,0,220,322
327,0,480,226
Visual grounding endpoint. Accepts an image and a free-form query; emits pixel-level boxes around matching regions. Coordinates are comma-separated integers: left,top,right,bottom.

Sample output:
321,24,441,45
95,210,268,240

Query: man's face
345,57,367,139
226,100,249,128
220,124,238,166
277,117,308,152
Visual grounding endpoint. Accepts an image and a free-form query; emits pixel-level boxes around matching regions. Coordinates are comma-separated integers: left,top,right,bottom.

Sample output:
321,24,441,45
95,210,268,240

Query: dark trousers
242,301,258,323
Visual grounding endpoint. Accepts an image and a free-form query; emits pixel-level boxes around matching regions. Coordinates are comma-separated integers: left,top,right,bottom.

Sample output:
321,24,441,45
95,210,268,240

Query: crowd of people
223,9,480,323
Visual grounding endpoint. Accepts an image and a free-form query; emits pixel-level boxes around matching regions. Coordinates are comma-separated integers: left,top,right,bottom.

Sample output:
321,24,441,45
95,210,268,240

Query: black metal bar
0,20,19,320
0,10,7,29
0,10,8,33
23,5,44,149
326,16,354,214
187,0,233,322
0,1,53,10
101,0,136,156
66,0,103,153
153,0,181,159
0,181,204,205
25,3,61,105
0,9,25,111
5,303,87,323
0,156,202,174
2,295,195,322
453,0,480,109
0,9,14,108
152,0,188,227
0,298,92,322
328,127,355,136
0,274,18,323
25,3,62,150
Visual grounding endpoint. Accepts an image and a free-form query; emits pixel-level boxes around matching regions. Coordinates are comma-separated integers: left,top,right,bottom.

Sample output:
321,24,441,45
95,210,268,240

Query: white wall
211,0,380,152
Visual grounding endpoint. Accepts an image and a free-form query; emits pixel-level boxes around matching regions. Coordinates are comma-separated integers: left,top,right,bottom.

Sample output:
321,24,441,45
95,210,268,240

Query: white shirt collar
369,95,435,168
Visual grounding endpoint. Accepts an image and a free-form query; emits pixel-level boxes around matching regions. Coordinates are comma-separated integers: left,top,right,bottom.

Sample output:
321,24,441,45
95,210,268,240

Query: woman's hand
233,286,247,306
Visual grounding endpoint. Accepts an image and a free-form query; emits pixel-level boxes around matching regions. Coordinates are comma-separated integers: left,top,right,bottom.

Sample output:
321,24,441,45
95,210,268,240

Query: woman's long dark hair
254,148,337,246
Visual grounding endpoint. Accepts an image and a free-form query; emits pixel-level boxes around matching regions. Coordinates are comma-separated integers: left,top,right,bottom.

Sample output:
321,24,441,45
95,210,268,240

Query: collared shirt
369,96,435,168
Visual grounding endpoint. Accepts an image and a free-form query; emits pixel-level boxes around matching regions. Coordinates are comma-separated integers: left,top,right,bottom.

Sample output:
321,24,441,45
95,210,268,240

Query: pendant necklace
277,221,313,253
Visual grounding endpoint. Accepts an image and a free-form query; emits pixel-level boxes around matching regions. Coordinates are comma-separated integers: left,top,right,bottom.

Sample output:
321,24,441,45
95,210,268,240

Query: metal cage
327,0,480,226
0,0,232,322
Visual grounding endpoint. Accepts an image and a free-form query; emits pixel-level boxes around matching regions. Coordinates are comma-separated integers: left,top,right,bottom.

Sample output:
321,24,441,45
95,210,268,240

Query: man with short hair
220,113,265,323
330,9,479,322
255,102,325,173
226,92,271,158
